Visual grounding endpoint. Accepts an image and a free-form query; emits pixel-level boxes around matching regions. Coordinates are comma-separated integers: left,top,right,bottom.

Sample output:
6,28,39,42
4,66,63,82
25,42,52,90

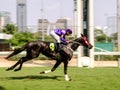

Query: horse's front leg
63,60,71,81
40,60,61,74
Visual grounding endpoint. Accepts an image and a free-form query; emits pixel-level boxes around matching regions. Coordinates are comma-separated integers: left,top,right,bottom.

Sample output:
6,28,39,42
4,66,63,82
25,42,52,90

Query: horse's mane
69,37,82,45
66,37,82,51
72,37,81,42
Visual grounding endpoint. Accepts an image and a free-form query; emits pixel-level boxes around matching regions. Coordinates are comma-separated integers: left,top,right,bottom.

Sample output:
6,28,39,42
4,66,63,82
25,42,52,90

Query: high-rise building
107,16,117,36
16,0,27,32
0,11,11,32
37,17,73,36
55,17,73,31
38,19,50,34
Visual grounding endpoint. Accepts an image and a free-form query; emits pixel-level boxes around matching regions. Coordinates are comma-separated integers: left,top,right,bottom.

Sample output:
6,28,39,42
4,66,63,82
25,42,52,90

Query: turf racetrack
0,67,120,90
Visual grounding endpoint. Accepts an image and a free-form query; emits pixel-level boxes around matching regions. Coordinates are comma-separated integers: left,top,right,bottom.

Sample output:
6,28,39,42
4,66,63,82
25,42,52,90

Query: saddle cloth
49,43,65,52
49,43,56,51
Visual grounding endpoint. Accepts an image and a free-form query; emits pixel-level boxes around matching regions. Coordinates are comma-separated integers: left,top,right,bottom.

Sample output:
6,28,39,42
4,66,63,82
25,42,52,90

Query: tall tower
16,0,27,32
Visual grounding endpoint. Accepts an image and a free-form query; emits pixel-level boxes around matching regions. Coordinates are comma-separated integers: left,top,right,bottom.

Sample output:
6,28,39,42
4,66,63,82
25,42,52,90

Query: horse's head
80,34,93,49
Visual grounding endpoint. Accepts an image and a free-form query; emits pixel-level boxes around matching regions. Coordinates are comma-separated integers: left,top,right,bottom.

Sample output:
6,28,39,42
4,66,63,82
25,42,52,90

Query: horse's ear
81,33,84,37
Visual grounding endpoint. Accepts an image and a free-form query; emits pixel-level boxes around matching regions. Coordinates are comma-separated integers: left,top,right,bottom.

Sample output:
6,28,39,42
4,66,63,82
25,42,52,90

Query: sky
0,0,117,27
94,0,116,27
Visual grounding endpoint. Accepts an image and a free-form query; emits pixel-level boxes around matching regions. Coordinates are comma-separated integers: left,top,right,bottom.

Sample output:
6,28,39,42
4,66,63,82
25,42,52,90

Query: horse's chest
61,47,73,60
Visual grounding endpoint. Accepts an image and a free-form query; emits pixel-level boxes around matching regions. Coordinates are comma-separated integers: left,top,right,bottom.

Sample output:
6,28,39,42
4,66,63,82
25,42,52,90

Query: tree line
1,24,117,48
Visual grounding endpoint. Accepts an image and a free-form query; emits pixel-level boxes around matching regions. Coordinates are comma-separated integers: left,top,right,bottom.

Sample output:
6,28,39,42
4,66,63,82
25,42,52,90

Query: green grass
0,67,120,90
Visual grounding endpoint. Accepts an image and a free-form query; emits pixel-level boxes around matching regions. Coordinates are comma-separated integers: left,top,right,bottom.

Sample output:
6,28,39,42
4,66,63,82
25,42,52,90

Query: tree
94,29,114,42
95,34,106,42
2,24,17,34
94,29,106,42
111,33,117,41
9,32,35,47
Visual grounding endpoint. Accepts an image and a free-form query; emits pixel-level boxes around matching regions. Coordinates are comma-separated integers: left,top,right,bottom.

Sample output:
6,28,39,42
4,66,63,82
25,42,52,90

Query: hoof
69,79,72,81
40,71,45,74
6,68,10,71
6,68,11,71
65,78,72,81
14,69,20,72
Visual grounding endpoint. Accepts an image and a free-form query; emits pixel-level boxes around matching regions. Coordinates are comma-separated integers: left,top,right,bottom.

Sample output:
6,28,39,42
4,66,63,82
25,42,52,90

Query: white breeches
50,30,61,43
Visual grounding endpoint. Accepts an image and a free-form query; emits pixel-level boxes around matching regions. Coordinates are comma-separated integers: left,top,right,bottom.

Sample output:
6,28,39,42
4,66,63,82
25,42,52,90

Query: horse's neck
67,42,80,51
68,38,82,51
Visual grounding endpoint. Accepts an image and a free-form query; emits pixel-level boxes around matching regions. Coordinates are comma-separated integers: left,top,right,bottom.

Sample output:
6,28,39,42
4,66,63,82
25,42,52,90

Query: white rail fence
1,47,120,67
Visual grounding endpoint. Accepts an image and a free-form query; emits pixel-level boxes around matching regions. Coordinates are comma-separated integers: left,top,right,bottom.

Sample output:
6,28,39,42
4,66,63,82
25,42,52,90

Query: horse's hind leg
14,57,30,71
6,58,23,71
14,50,40,71
6,57,29,71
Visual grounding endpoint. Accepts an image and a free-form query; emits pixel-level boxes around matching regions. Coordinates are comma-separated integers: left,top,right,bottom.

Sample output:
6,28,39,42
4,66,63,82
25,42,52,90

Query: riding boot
56,43,61,52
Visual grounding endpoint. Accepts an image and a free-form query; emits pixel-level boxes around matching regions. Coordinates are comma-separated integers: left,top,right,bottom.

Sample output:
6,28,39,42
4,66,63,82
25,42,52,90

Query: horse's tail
6,44,26,59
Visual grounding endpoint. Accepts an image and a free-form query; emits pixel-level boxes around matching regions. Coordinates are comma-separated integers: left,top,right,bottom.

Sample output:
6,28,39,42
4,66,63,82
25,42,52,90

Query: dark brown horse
6,34,93,81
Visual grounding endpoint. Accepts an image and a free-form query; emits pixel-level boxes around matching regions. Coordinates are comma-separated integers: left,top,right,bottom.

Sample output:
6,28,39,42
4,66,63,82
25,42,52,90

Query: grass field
0,67,120,90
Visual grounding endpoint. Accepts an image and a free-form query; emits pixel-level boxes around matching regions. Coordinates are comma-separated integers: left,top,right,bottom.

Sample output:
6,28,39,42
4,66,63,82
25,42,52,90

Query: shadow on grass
0,86,6,90
7,75,63,81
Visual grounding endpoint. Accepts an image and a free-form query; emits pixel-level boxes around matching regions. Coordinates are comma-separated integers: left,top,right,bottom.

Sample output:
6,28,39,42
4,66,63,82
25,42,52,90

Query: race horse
5,34,93,81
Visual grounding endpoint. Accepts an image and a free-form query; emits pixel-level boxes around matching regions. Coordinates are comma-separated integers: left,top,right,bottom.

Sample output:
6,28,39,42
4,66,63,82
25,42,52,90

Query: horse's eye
82,37,86,41
83,37,86,40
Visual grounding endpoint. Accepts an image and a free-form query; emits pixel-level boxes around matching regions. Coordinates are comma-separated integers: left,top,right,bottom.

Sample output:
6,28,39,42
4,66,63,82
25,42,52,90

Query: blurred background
0,0,120,65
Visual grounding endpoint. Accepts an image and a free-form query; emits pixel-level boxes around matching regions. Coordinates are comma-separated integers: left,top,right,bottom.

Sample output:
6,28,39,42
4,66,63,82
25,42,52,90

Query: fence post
118,58,120,68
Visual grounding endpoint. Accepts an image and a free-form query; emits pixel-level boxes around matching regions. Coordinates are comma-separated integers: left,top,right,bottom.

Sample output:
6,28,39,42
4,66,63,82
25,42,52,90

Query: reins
69,41,82,45
64,40,82,52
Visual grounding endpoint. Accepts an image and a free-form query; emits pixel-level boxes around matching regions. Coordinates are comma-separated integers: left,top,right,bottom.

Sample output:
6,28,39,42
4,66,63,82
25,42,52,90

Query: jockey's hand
66,41,70,44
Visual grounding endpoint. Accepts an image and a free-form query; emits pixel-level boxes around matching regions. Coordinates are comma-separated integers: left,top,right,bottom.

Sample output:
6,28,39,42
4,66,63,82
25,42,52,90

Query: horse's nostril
89,45,93,49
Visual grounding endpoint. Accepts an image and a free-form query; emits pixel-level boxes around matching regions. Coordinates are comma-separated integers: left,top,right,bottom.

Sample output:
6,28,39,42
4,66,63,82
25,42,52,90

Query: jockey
50,28,72,51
